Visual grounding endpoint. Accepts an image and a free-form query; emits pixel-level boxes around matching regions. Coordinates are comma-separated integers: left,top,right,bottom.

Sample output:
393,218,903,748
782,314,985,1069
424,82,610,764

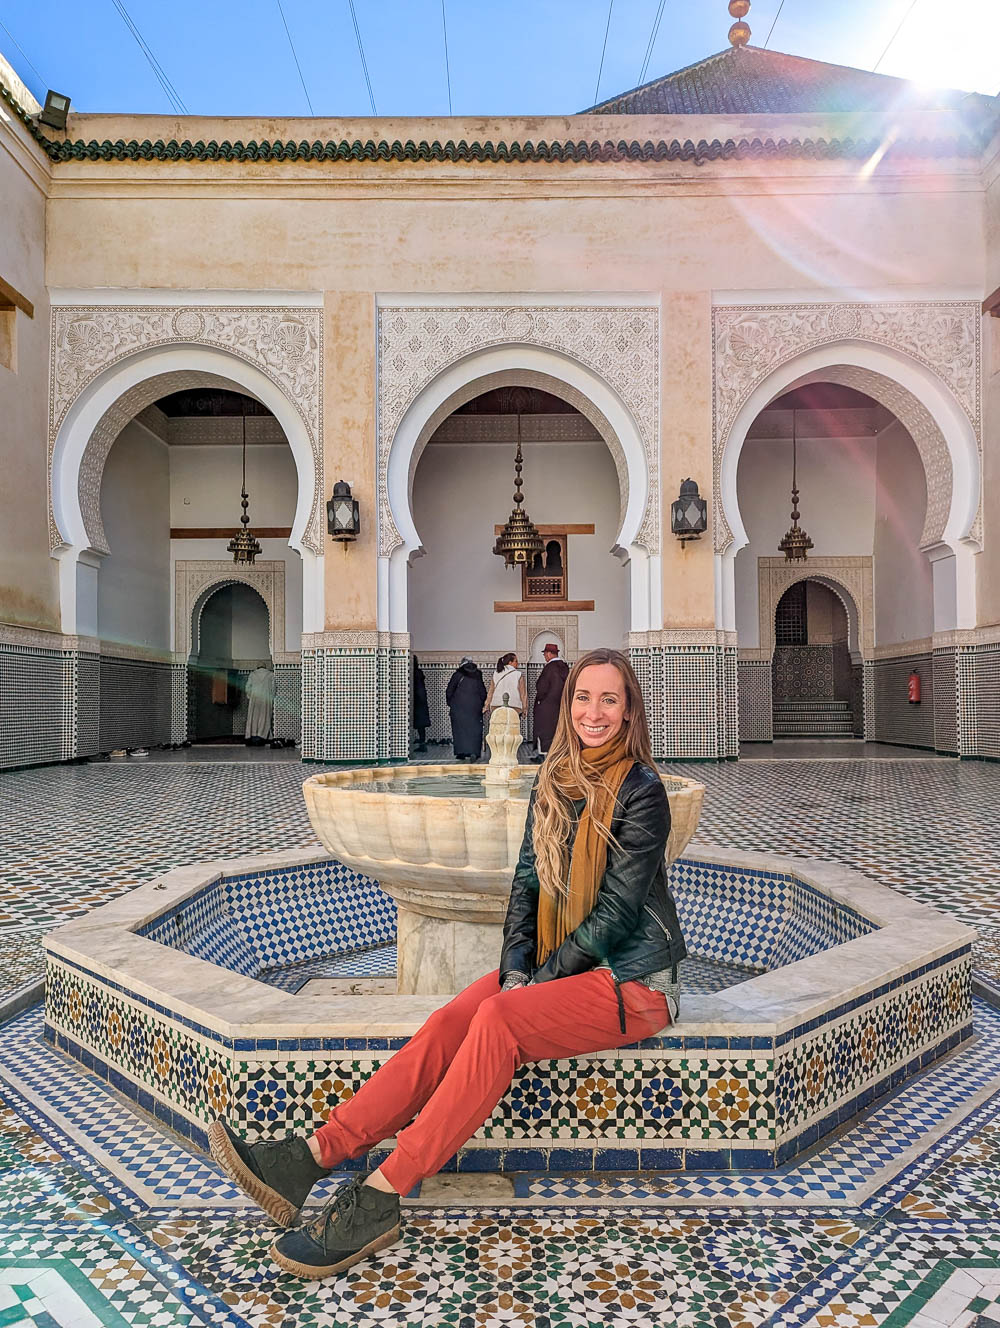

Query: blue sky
1,0,997,118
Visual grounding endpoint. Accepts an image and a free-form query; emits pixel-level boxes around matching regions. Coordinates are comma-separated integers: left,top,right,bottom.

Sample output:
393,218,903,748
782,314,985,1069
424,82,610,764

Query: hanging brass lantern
778,409,813,562
493,409,544,568
227,409,262,565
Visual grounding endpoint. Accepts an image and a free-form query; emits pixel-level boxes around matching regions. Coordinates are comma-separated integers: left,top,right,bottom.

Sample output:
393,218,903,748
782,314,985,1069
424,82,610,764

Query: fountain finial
484,706,522,784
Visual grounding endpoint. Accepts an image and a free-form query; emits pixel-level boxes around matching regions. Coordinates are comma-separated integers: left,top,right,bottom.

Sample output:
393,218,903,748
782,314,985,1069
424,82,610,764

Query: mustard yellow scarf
536,730,634,965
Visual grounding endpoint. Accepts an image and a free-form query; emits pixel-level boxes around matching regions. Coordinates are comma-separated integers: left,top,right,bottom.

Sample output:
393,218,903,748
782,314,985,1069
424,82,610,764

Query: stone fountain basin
302,765,706,897
42,843,975,1174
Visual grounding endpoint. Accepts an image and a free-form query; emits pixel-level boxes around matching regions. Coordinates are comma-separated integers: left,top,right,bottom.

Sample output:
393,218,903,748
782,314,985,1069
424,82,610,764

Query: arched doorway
82,375,305,754
407,383,627,753
733,378,933,746
190,584,272,742
771,581,856,737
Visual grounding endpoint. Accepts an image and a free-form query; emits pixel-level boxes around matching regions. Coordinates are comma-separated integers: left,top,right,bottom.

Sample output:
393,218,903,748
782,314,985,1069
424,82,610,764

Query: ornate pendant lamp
493,408,544,569
227,408,262,565
778,409,813,562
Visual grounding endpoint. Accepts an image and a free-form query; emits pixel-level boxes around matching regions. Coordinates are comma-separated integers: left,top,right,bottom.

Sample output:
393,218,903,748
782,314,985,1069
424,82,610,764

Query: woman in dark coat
412,656,430,753
446,658,487,760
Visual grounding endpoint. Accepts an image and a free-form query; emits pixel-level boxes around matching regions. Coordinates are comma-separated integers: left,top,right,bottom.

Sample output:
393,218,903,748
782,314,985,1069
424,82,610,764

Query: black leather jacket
500,762,687,986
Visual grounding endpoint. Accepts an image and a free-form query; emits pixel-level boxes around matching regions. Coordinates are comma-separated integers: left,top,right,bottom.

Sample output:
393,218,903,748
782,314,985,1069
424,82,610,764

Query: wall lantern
38,90,71,130
671,478,708,542
327,480,361,542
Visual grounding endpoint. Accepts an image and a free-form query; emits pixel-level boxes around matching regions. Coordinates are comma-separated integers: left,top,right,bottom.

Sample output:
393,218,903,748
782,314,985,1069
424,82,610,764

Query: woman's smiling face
570,663,629,748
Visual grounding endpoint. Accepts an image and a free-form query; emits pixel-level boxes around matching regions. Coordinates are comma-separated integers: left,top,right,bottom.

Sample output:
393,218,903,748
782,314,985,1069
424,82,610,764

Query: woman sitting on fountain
209,647,686,1280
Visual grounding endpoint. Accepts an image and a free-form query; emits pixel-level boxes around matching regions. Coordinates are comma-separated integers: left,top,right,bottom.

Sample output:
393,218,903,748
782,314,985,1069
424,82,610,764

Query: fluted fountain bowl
302,765,705,994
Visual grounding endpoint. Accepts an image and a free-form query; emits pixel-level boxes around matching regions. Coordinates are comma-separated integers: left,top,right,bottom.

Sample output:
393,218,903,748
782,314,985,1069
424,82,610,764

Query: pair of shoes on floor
208,1119,401,1279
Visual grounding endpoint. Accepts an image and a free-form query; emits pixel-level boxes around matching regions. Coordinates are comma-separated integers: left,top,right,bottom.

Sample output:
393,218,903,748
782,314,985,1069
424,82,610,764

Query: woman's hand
500,972,529,992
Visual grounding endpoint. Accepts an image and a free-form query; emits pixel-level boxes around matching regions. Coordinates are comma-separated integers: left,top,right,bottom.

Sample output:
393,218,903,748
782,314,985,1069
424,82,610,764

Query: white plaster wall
97,420,171,650
734,435,877,647
409,440,626,652
873,420,933,645
198,583,270,660
169,443,297,526
0,121,56,630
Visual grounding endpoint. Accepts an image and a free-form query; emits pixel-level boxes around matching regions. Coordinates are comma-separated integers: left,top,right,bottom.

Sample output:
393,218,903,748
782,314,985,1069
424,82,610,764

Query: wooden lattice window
523,537,567,600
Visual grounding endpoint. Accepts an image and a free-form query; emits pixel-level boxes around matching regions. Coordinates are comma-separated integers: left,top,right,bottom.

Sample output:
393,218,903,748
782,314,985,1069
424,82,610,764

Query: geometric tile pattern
136,861,396,979
42,911,972,1168
1,750,1000,1325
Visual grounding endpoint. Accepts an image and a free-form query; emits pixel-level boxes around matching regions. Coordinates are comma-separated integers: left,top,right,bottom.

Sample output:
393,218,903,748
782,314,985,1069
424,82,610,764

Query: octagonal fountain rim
42,842,974,1045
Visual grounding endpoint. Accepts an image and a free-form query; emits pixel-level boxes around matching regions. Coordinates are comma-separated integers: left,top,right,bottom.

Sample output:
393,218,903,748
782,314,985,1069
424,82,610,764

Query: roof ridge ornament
728,0,751,47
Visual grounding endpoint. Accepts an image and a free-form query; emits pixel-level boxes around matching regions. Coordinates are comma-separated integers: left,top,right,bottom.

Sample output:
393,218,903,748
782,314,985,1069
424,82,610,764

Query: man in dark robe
531,643,570,762
412,656,430,753
446,658,488,761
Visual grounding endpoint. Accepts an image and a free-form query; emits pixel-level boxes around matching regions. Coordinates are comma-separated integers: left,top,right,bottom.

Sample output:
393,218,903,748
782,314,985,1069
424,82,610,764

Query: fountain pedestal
392,886,507,994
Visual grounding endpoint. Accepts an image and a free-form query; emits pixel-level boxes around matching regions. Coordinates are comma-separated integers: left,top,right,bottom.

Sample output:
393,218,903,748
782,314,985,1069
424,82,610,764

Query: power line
109,0,188,114
0,18,47,92
763,0,787,49
593,0,615,105
347,0,377,115
873,0,921,71
274,0,315,114
440,0,453,114
638,0,667,85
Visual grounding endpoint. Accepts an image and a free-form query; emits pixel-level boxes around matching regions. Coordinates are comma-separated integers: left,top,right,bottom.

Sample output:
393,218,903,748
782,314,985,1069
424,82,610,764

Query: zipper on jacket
644,904,679,984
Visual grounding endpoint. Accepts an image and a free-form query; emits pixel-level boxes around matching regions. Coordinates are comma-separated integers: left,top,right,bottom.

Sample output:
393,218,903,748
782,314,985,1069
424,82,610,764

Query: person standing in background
531,643,569,763
412,656,430,754
446,658,488,761
484,653,526,718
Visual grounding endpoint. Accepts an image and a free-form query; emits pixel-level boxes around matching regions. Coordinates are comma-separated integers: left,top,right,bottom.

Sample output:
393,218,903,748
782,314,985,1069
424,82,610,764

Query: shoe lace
309,1178,361,1241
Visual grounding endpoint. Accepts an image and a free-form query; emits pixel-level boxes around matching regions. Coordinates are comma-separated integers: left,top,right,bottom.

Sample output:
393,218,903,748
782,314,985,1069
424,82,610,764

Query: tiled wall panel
274,664,301,742
972,643,1000,760
772,646,836,700
933,649,958,754
871,652,934,748
0,643,66,769
170,664,188,744
98,656,172,751
738,661,772,743
850,663,864,737
75,652,101,758
660,648,720,760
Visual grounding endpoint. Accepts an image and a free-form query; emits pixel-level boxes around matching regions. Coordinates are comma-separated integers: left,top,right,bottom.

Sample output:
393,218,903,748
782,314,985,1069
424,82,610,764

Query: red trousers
312,967,669,1195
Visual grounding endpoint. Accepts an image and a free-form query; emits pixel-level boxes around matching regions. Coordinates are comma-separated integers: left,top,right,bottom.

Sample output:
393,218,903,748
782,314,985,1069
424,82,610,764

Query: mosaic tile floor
1,752,999,1325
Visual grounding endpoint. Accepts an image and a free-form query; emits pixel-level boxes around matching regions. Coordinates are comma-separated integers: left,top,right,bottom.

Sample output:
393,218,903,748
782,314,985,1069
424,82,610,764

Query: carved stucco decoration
515,614,580,664
174,560,285,661
377,306,659,557
48,306,323,554
757,556,874,660
712,302,981,554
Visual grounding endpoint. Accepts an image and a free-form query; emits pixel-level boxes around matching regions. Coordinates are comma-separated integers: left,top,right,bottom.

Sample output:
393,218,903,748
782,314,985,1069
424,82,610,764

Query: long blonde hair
532,648,653,901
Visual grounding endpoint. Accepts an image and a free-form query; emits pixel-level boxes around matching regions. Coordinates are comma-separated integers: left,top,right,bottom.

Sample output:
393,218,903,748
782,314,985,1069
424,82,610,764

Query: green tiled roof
0,70,992,170
585,44,997,116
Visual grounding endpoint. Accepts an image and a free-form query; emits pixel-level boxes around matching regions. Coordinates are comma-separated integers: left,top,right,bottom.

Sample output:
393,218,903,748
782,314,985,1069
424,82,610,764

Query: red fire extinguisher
908,671,921,705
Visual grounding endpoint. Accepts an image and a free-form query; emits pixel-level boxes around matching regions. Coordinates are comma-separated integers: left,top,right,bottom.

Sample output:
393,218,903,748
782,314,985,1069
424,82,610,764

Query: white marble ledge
42,845,975,1045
